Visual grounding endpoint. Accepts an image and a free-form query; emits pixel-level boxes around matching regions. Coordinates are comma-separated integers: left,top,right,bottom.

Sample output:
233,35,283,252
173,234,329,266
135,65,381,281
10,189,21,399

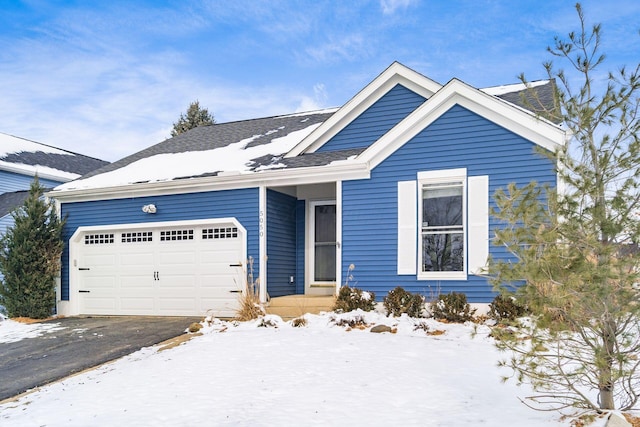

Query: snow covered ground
0,311,595,426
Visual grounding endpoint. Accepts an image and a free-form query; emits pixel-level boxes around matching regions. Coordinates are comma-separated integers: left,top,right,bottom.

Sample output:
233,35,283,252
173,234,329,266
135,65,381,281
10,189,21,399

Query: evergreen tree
0,177,65,319
489,4,640,414
170,101,215,137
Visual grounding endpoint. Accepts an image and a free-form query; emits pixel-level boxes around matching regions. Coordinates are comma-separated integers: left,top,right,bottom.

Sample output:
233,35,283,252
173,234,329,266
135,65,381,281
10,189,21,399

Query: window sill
417,272,466,281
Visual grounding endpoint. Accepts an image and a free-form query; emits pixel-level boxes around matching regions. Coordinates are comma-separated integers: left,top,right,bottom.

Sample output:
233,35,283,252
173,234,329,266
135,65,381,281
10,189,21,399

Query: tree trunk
599,315,617,410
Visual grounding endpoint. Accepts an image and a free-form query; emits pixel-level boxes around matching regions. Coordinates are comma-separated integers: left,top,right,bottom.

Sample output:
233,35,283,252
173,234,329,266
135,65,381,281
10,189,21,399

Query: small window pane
422,232,464,272
422,183,463,228
314,245,336,281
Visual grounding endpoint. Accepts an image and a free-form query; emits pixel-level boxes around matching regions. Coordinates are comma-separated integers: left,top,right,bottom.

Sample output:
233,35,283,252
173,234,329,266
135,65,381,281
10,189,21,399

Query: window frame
417,168,467,280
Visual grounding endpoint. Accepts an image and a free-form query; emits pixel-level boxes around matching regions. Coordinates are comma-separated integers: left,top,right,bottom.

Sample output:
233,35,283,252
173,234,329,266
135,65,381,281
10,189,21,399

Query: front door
308,201,336,295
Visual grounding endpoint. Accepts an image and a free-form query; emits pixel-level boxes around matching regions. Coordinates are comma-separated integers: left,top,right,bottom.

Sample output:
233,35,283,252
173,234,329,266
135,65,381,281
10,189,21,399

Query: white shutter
397,180,417,275
467,175,489,275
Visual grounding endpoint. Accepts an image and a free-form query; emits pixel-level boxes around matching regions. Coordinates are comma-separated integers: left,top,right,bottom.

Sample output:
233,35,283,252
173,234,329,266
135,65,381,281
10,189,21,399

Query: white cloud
380,0,415,15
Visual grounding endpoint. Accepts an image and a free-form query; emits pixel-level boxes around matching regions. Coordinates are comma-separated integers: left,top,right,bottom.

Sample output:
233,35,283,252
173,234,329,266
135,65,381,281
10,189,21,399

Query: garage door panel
120,297,155,312
83,253,117,265
83,273,116,285
120,277,154,289
158,250,197,264
158,297,196,311
120,253,155,267
83,297,117,313
200,274,241,289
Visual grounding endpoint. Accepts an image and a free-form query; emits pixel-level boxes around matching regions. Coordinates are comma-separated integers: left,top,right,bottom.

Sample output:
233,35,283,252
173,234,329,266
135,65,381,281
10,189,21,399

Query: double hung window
421,181,464,273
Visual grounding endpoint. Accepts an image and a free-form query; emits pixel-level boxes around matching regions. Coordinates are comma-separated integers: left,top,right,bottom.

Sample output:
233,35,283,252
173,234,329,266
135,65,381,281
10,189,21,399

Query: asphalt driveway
0,316,200,402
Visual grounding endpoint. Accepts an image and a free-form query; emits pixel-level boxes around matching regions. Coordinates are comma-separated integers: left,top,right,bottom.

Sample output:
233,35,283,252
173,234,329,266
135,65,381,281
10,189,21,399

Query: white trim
335,181,342,295
467,175,489,275
286,62,439,157
47,162,370,203
259,186,267,303
417,168,467,181
418,169,467,281
397,180,417,275
0,161,78,182
360,79,566,170
61,217,247,317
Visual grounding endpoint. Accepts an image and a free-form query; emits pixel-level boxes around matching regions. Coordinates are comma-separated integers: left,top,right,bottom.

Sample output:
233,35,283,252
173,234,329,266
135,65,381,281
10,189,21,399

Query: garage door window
84,233,114,245
160,229,194,241
203,227,238,240
122,231,153,243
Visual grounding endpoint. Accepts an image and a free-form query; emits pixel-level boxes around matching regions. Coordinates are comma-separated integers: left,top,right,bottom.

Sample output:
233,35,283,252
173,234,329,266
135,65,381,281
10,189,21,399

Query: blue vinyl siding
317,84,426,152
266,189,297,297
0,170,62,193
340,104,557,303
59,188,259,300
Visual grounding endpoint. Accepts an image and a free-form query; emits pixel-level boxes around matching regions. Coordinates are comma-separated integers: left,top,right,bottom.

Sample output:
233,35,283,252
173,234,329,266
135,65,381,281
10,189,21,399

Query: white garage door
74,220,246,317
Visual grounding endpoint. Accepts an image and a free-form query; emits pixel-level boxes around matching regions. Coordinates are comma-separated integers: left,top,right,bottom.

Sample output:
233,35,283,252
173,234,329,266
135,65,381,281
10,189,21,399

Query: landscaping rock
188,322,203,333
370,324,392,333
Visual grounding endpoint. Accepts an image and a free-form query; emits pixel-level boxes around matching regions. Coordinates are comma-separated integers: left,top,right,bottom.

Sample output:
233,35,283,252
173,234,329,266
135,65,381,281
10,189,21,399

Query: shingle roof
76,109,339,181
484,79,559,123
0,189,42,218
0,132,109,180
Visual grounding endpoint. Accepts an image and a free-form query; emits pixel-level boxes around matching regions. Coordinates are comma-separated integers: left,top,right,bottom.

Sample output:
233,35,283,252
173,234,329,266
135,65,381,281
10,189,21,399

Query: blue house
50,62,566,318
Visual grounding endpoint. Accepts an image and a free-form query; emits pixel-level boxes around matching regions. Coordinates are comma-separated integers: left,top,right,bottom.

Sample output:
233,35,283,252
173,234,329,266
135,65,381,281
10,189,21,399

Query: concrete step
266,295,336,320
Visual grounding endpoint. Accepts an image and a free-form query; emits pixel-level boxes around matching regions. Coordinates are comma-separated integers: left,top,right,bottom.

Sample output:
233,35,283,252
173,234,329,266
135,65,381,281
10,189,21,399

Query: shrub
291,316,307,327
383,286,425,317
235,257,265,321
430,292,476,323
330,312,368,328
333,286,376,312
488,294,527,322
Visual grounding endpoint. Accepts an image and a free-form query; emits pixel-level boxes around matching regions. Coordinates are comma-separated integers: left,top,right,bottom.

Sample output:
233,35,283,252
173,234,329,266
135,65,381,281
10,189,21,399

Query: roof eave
47,162,370,203
0,161,78,183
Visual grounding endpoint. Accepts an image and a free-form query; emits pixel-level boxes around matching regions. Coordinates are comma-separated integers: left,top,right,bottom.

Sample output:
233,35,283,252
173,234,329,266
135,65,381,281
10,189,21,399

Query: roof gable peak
285,62,441,158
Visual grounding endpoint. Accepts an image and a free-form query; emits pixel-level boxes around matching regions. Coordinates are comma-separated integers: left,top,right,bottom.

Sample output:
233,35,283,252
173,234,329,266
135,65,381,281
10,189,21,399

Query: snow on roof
56,122,324,191
481,80,550,96
0,132,108,181
0,132,72,157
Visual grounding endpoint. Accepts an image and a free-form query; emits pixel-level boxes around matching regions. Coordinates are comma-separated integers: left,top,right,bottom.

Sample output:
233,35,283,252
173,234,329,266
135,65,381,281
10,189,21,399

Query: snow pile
0,319,64,344
0,311,572,426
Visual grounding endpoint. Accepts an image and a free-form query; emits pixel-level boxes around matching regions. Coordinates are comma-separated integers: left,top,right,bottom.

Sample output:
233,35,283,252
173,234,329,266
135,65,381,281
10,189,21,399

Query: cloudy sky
0,0,638,161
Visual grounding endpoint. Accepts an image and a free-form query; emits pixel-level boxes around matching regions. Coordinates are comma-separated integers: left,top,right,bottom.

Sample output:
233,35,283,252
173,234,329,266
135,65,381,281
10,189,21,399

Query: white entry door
74,220,246,317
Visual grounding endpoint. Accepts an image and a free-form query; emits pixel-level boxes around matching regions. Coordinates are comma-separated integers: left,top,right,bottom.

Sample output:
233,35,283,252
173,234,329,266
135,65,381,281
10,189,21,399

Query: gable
316,84,426,153
359,79,565,170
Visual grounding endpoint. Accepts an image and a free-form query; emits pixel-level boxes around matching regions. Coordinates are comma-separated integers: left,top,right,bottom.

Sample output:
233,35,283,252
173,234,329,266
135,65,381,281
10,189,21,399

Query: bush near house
333,286,376,312
488,294,528,323
383,286,425,318
430,292,476,323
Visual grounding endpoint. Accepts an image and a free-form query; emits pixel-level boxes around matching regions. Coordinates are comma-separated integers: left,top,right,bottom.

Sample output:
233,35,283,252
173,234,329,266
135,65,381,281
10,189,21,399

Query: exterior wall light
142,204,157,214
